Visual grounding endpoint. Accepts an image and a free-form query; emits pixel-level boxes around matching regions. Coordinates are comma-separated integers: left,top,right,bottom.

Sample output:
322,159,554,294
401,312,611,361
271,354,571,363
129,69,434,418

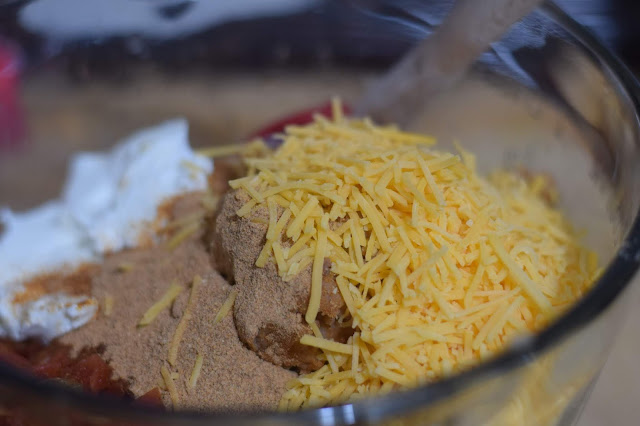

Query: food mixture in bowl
0,100,600,413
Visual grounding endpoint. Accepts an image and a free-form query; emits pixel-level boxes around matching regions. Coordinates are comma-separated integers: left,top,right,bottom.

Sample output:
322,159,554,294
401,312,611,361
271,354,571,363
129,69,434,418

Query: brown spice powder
60,193,295,412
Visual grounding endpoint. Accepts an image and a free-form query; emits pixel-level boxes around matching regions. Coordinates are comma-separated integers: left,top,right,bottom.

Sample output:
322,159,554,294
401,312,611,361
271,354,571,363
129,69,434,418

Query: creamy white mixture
0,119,213,341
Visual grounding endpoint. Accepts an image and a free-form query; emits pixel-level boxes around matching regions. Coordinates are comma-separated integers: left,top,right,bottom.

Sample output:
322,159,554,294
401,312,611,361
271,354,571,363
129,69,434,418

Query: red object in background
250,101,352,139
0,41,24,150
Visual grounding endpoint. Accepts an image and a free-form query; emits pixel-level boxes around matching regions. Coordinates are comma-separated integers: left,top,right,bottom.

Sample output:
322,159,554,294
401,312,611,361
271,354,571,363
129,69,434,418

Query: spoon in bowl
251,0,543,136
355,0,543,124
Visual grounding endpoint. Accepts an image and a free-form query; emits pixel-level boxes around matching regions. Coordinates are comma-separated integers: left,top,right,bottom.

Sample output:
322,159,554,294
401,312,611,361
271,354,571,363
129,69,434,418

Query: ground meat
211,189,351,373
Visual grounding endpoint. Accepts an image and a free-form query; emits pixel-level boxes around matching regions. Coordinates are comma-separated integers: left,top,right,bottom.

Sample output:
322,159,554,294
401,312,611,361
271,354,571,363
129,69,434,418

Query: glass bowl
0,1,639,425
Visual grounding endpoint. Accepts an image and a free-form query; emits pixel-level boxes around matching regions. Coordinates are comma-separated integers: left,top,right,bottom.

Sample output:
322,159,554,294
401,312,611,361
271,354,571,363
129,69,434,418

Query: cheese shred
306,224,328,324
138,282,183,326
213,290,238,325
161,365,180,409
189,352,204,389
230,100,599,410
168,275,201,366
166,221,201,250
103,294,114,317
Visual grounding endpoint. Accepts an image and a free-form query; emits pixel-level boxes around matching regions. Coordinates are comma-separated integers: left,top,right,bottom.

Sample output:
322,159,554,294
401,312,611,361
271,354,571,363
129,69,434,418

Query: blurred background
0,1,639,425
1,0,640,76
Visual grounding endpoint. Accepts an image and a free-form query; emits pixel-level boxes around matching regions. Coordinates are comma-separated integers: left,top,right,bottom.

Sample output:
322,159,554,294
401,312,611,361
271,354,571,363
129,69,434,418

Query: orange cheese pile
230,100,600,410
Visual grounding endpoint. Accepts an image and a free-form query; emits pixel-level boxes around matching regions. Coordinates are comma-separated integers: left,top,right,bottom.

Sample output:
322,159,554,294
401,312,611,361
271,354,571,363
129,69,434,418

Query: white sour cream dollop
0,119,212,341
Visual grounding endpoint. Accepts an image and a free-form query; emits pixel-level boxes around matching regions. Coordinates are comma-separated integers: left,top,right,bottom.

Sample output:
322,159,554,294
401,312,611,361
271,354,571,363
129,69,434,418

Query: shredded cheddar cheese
300,334,353,355
233,99,599,410
163,211,206,233
200,193,220,211
116,262,134,273
103,294,114,317
166,221,201,250
138,282,182,327
189,352,204,389
157,379,167,391
169,275,201,366
161,365,180,409
197,139,270,159
213,290,238,325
